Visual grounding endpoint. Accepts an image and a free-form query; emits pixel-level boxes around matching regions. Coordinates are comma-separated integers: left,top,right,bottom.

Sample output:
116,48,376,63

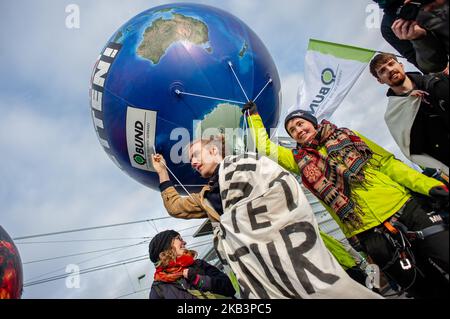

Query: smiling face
286,117,318,145
171,235,187,257
189,140,221,178
374,58,407,87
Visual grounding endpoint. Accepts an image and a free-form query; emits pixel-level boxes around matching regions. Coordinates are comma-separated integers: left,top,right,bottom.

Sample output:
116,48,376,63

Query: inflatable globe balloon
90,3,281,191
0,226,23,299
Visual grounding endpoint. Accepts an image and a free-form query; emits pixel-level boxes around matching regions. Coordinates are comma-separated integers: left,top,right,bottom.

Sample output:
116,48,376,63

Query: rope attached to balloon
227,61,251,103
174,90,245,105
157,61,273,196
151,145,199,203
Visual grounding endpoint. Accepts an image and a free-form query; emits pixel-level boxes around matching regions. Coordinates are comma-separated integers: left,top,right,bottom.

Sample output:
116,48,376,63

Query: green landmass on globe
138,13,211,64
195,103,241,135
156,8,173,13
194,103,246,153
239,41,248,58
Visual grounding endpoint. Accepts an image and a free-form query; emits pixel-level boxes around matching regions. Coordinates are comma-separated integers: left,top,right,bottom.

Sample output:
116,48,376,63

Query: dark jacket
149,259,235,299
375,0,449,73
387,72,449,166
380,12,419,69
412,3,449,73
375,0,419,69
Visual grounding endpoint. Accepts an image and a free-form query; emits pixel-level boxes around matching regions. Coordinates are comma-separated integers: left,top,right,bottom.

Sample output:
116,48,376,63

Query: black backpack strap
152,283,165,299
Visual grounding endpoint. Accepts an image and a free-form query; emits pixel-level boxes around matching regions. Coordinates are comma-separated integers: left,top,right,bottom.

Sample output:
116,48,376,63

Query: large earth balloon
90,3,281,192
0,226,23,299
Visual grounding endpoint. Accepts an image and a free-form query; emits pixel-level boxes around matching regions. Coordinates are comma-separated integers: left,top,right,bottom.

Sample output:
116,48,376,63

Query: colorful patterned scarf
153,253,196,283
292,120,373,229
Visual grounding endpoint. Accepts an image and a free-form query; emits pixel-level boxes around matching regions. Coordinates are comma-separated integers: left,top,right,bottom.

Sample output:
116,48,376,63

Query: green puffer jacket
247,114,443,238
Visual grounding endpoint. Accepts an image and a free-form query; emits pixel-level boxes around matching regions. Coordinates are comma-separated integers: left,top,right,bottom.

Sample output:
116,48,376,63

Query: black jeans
358,199,449,299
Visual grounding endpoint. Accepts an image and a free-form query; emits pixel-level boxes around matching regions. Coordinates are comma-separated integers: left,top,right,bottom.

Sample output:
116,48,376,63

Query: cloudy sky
0,0,418,299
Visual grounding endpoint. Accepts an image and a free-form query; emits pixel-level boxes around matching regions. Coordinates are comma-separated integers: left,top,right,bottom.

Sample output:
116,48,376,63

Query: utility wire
24,239,149,283
24,255,149,287
115,287,151,299
22,241,151,265
22,224,205,264
23,226,208,282
24,241,212,288
13,217,172,241
16,237,152,244
16,224,203,245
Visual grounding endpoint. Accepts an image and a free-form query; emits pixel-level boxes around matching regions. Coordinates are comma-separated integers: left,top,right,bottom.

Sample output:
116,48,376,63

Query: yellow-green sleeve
247,114,300,175
320,231,356,270
356,132,443,196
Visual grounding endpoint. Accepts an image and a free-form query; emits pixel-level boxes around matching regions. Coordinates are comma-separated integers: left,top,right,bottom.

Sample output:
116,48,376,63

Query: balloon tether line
175,90,245,105
227,61,250,102
151,145,198,203
253,78,273,103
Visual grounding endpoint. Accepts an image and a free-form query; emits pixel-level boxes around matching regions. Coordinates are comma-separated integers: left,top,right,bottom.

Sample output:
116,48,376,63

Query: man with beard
370,52,449,175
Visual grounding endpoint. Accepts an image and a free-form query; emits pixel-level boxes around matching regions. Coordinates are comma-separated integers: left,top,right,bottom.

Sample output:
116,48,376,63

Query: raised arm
243,102,300,175
356,132,443,195
151,154,208,219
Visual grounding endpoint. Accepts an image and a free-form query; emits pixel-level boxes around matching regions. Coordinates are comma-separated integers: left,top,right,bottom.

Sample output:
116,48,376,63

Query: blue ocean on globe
90,3,281,192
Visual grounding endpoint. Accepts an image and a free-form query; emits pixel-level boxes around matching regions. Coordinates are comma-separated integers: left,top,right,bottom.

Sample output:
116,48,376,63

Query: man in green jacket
243,102,448,298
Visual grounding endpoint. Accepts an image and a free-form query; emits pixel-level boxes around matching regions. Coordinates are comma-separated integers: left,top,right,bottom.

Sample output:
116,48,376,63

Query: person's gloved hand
429,185,449,211
184,267,201,285
242,100,257,115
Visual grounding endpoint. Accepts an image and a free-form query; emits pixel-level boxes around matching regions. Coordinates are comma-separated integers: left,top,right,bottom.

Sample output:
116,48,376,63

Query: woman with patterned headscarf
243,101,448,298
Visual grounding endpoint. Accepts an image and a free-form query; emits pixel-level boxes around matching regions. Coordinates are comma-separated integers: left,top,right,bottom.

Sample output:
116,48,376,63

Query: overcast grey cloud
0,0,415,298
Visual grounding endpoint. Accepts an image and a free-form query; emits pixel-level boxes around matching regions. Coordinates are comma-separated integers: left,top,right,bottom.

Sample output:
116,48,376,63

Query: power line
115,287,151,299
15,222,203,245
23,224,208,283
13,216,172,240
24,255,149,287
23,241,212,288
24,239,149,283
22,228,206,264
20,225,205,264
16,237,152,244
22,241,151,265
16,225,204,245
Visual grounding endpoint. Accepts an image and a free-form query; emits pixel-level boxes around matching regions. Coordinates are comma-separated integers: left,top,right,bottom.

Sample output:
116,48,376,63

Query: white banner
214,153,382,299
290,39,375,121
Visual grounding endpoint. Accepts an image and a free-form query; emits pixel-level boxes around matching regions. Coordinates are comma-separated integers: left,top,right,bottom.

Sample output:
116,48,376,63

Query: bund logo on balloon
90,3,281,191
